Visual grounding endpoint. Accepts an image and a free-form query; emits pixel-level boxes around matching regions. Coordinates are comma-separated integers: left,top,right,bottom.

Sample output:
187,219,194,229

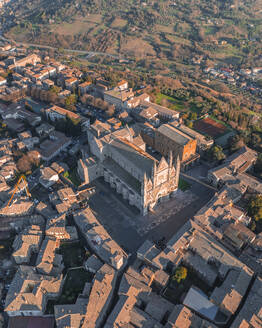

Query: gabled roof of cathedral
110,138,157,177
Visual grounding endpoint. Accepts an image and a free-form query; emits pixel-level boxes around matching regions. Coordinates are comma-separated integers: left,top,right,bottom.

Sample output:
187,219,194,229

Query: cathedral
78,122,180,215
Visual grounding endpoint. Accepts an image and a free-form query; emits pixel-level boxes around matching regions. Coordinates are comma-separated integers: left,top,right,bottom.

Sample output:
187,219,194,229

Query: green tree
185,120,193,128
254,153,262,175
50,85,61,95
228,135,245,153
172,266,187,283
215,147,226,161
65,94,77,111
250,133,261,148
208,145,225,162
189,112,197,120
248,195,262,221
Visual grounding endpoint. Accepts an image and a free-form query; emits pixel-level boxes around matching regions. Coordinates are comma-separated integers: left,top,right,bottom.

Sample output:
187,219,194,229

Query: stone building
78,124,180,215
172,122,214,153
5,266,63,317
154,123,199,170
208,146,257,188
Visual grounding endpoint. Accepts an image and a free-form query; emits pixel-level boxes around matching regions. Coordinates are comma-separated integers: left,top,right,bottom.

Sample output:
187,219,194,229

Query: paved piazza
133,189,198,236
88,176,213,253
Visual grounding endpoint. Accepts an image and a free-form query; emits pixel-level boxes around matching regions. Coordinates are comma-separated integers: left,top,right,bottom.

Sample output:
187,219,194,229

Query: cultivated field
193,117,227,138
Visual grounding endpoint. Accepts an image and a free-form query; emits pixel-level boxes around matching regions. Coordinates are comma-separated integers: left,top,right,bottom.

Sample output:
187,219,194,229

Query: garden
59,240,90,269
45,268,93,313
63,167,81,187
178,178,191,191
163,266,211,304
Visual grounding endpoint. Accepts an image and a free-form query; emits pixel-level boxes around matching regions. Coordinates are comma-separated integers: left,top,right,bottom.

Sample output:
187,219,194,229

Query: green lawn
59,241,89,269
204,25,220,35
178,178,191,191
60,268,93,303
0,235,15,261
64,168,81,187
155,93,205,115
45,268,93,313
163,267,211,304
155,93,185,111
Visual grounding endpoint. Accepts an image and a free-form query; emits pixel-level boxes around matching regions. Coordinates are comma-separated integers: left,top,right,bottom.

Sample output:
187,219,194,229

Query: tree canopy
248,195,262,221
172,266,188,284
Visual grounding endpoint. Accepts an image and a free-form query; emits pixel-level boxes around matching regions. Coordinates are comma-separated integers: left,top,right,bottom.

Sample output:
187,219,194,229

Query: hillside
1,0,262,67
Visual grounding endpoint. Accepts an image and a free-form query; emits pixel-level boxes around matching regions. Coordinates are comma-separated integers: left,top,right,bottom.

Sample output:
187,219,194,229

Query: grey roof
137,240,161,262
118,273,151,296
183,251,218,286
231,276,262,327
183,287,219,321
85,254,103,272
110,137,156,177
143,294,174,322
55,303,86,328
157,124,192,146
35,122,54,134
167,220,194,249
174,123,214,147
129,306,163,328
210,268,253,314
141,100,179,118
236,173,262,193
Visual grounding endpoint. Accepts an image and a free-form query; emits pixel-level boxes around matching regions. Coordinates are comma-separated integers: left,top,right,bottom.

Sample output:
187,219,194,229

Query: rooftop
12,225,43,263
82,264,117,327
40,167,58,180
110,137,157,178
168,305,218,328
104,88,134,101
210,267,253,315
173,122,214,147
209,146,257,180
5,266,63,314
45,105,80,121
141,100,179,118
36,238,63,276
157,124,193,146
231,276,262,327
73,208,128,269
183,287,219,321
